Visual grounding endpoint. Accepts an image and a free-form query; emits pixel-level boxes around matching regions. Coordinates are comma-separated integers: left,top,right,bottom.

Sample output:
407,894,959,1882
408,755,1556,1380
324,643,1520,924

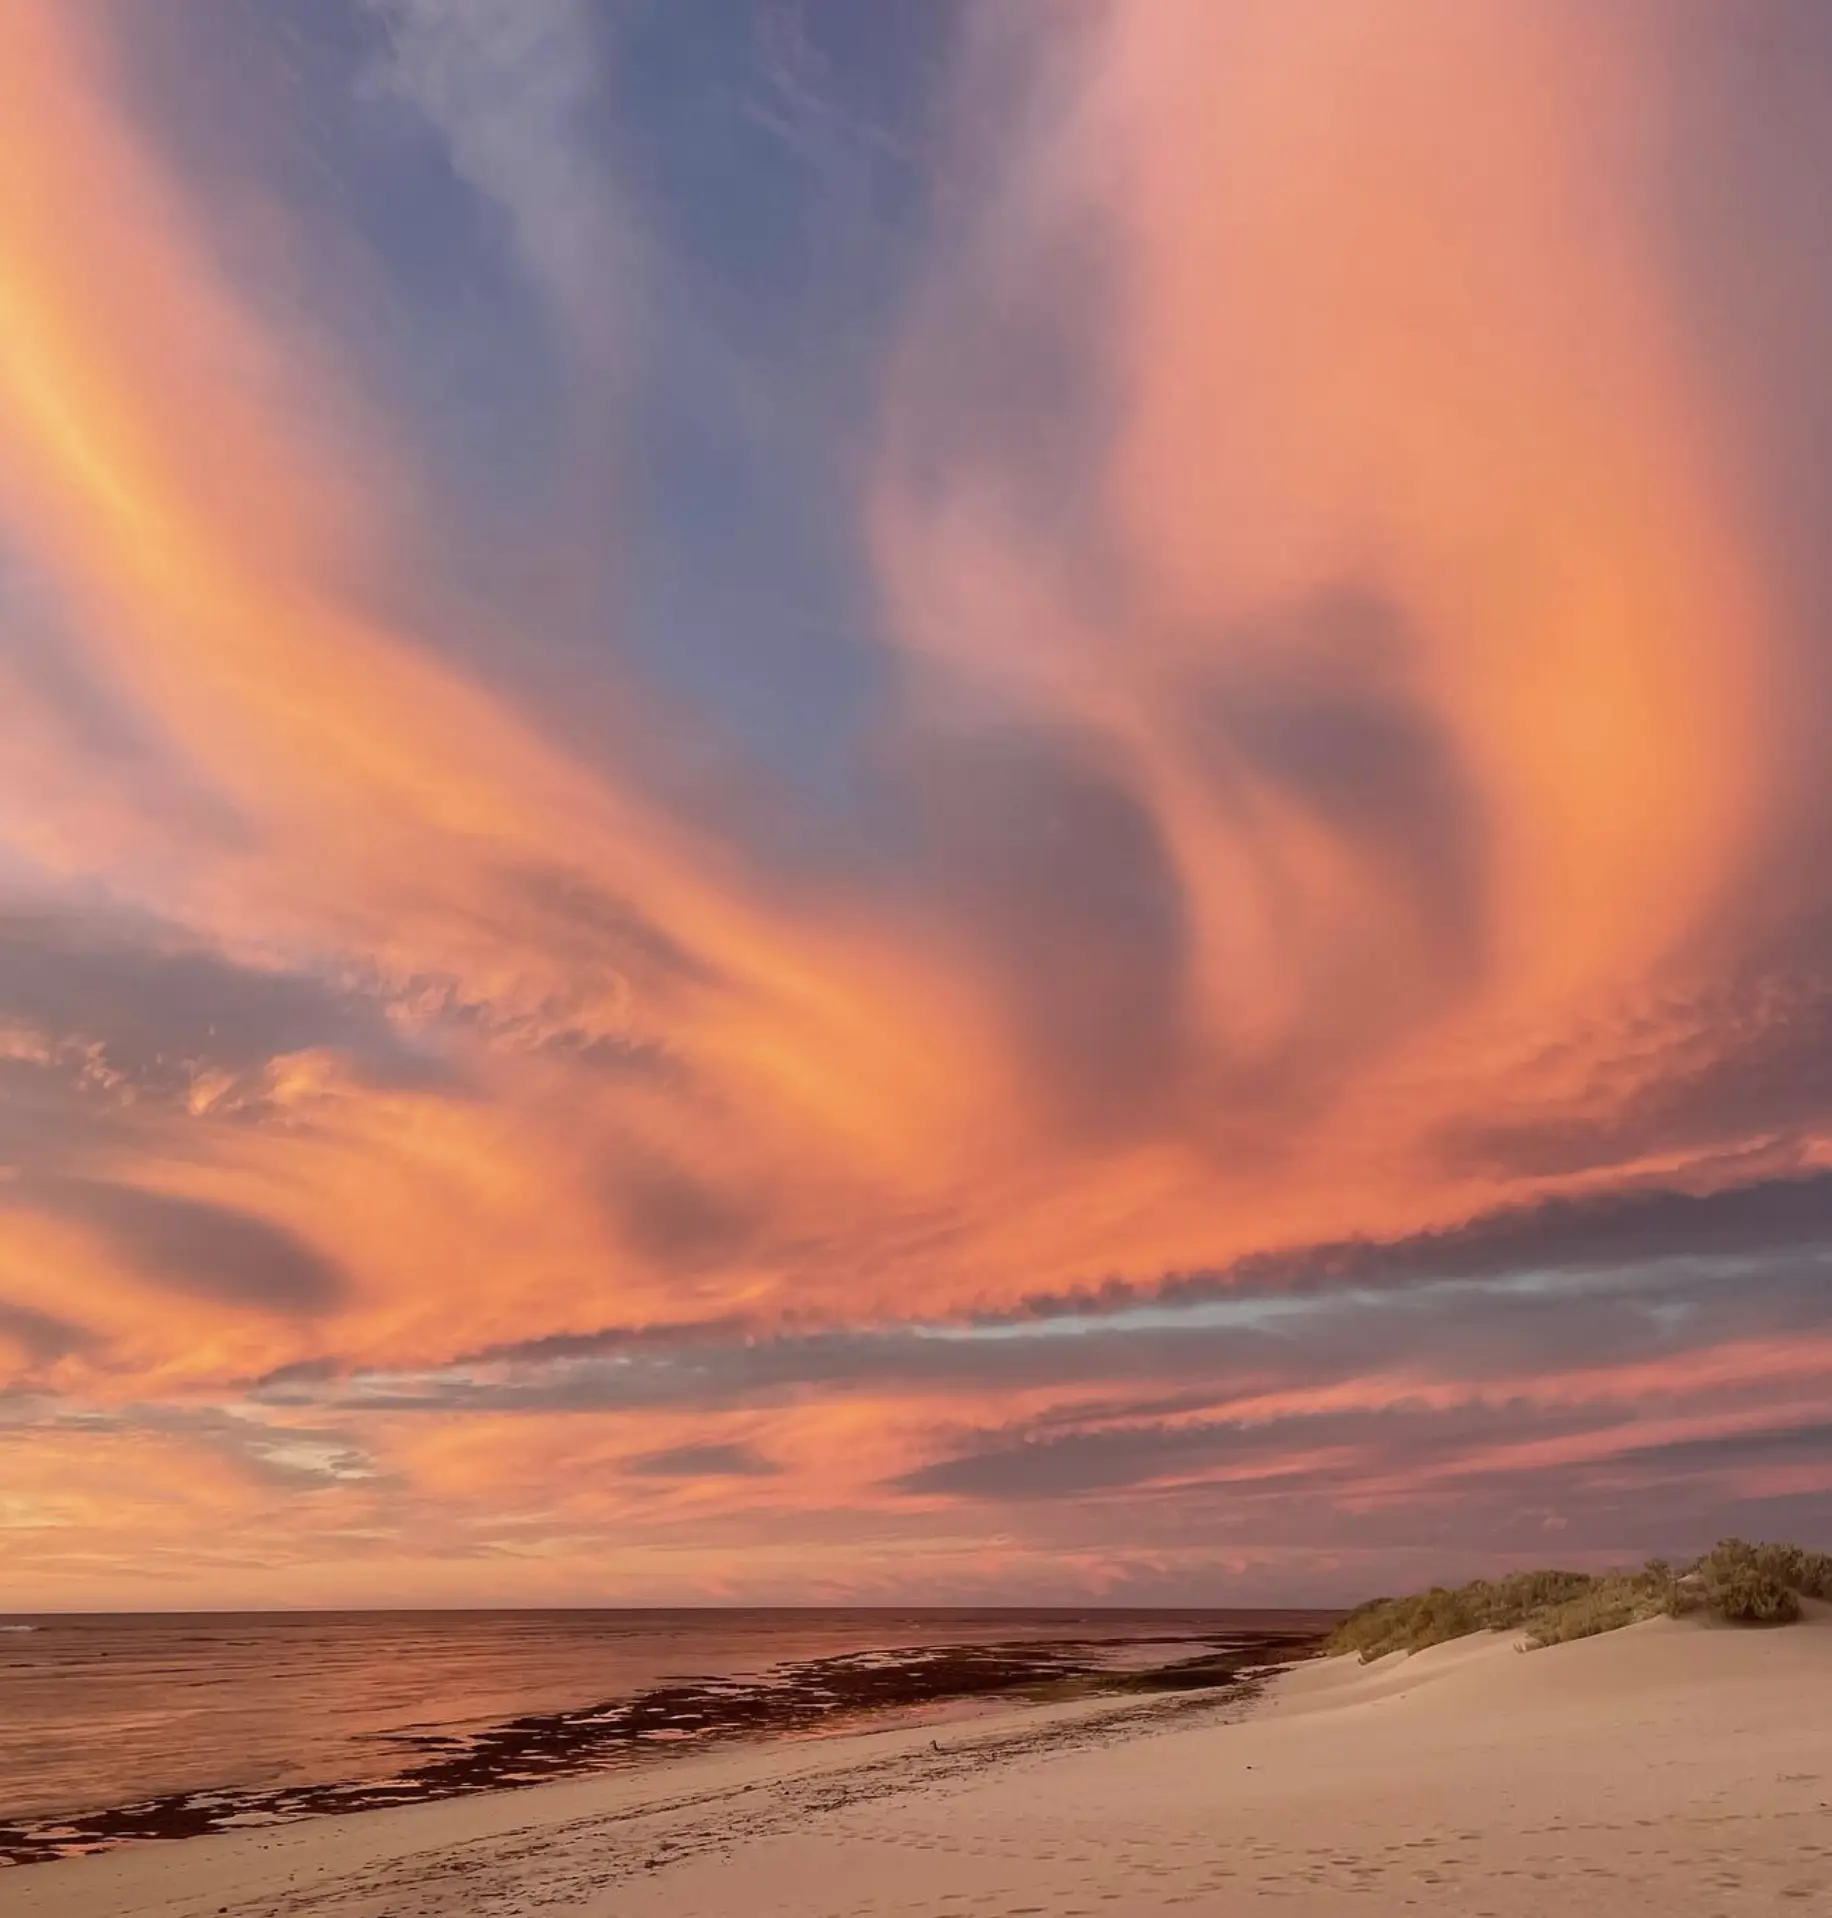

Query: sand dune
14,1608,1832,1916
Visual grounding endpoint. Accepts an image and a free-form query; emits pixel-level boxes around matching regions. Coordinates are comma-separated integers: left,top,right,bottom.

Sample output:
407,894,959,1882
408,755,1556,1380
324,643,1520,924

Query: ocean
0,1607,1329,1865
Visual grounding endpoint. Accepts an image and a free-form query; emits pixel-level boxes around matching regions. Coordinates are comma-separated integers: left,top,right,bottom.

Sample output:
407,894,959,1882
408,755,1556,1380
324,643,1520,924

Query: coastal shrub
1703,1566,1800,1624
1690,1541,1806,1624
1326,1540,1824,1660
1325,1587,1483,1661
1693,1538,1832,1603
1326,1570,1596,1661
1521,1570,1675,1647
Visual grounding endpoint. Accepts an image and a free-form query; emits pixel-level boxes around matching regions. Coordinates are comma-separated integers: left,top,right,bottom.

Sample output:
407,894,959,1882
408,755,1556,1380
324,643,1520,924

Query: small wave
0,1625,38,1635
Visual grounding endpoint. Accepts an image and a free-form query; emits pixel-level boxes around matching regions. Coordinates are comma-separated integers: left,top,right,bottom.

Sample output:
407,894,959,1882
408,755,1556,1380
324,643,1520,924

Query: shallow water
0,1607,1329,1862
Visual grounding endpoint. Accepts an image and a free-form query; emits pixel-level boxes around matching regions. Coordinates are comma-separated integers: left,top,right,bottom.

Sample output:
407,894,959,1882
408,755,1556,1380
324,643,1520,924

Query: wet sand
12,1606,1831,1917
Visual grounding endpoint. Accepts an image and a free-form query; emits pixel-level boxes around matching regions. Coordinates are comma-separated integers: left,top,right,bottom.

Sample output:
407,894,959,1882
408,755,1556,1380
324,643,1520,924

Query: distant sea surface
0,1607,1332,1865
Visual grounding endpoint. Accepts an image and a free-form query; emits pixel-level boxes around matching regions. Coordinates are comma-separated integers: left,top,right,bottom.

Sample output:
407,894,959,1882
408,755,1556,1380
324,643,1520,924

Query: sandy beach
13,1605,1830,1917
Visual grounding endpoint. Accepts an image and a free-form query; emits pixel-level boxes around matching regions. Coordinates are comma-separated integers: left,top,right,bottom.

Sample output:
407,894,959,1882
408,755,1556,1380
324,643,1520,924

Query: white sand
13,1608,1832,1916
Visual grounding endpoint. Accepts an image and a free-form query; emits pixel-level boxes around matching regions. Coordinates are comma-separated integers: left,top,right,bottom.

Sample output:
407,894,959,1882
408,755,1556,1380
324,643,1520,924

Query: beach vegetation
1327,1539,1829,1660
1676,1538,1831,1624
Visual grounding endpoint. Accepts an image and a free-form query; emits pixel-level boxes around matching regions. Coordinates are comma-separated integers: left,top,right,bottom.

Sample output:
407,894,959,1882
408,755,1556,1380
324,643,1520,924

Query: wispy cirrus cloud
0,0,1829,1607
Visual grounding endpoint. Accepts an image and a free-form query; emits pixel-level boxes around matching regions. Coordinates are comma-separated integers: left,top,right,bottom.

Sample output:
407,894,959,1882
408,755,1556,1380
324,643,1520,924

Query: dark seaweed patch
0,1627,1323,1866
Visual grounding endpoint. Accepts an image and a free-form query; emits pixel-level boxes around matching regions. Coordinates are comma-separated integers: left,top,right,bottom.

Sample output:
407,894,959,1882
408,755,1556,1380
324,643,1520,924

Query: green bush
1693,1538,1832,1603
1325,1570,1611,1660
1689,1540,1810,1623
1705,1566,1800,1624
1523,1572,1675,1647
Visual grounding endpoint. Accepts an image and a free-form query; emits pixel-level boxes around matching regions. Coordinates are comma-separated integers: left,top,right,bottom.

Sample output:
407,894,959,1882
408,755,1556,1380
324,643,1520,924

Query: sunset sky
4,0,1832,1611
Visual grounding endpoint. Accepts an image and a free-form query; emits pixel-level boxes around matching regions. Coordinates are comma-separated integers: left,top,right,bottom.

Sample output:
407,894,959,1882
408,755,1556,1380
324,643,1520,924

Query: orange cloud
0,0,1826,1605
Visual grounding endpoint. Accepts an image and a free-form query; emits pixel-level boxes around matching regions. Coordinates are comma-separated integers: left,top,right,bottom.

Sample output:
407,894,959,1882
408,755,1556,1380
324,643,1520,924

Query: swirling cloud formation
2,0,1830,1605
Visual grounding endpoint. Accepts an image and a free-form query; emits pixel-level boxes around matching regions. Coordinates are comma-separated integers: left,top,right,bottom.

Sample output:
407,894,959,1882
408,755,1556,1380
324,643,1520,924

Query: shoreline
0,1623,1324,1868
12,1604,1830,1917
4,1678,1272,1918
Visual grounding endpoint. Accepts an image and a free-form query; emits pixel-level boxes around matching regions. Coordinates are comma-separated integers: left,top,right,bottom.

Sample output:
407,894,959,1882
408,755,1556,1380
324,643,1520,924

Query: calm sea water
0,1607,1328,1851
